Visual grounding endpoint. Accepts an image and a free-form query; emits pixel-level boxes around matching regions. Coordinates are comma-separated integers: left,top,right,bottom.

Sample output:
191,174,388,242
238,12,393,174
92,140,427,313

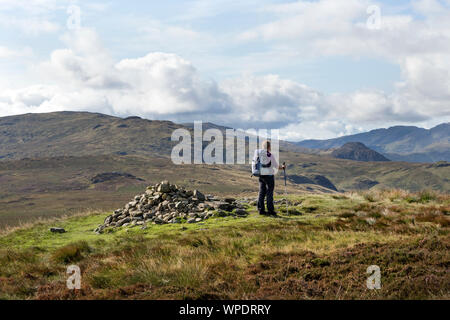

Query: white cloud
173,0,265,21
1,28,229,119
0,0,66,35
135,19,215,54
1,0,450,141
219,74,324,128
0,15,60,34
0,46,32,58
1,27,449,140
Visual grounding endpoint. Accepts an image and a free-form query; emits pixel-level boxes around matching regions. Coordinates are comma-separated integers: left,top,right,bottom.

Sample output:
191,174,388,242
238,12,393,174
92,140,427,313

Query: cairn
94,181,248,233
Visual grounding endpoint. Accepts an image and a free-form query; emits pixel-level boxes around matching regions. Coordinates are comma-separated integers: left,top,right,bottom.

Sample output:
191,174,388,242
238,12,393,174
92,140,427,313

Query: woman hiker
253,140,285,216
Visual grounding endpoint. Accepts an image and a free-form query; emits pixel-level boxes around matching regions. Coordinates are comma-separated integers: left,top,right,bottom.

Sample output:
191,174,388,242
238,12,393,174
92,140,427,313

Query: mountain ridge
294,123,450,163
0,111,182,160
0,112,310,161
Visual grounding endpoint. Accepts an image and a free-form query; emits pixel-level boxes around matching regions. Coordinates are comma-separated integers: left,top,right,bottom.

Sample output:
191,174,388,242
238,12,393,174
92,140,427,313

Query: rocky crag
94,181,249,233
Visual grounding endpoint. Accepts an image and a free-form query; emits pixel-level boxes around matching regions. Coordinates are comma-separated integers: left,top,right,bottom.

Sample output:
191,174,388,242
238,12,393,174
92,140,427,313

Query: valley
0,112,448,228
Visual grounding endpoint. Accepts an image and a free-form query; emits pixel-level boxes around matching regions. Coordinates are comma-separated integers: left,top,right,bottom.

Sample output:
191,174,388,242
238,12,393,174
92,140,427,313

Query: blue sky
0,0,449,140
0,0,401,91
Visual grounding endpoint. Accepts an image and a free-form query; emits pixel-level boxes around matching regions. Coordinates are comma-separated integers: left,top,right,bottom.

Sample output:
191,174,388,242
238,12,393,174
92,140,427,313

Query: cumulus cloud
233,0,450,136
1,29,230,119
1,26,449,140
219,75,325,129
2,0,450,141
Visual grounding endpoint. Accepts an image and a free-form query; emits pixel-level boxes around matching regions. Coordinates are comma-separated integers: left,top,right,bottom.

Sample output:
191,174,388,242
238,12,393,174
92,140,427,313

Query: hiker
253,140,285,216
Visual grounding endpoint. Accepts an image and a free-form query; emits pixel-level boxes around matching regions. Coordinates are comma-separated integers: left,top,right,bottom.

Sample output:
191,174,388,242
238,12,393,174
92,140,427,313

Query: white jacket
253,149,279,176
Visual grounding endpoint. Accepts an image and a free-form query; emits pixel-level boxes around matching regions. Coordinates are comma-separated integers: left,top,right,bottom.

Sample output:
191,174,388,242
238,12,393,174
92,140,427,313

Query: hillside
295,123,450,163
0,112,449,229
0,113,448,301
0,152,448,228
0,112,307,161
331,142,390,162
0,189,448,300
284,151,450,192
0,112,182,160
181,121,311,154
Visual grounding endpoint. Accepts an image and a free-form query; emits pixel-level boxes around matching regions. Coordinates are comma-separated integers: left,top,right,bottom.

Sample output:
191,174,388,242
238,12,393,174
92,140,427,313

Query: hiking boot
259,211,269,216
268,212,278,217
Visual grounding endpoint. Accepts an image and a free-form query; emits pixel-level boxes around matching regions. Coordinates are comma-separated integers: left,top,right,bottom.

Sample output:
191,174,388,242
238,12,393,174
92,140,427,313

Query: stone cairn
94,181,249,234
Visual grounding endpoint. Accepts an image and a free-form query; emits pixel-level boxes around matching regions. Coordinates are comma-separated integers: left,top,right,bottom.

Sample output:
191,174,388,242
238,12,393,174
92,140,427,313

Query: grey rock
104,216,112,225
143,212,154,220
50,227,66,234
224,197,236,204
158,181,171,193
95,181,252,233
193,190,206,201
234,209,248,216
154,217,167,225
214,202,234,212
217,210,229,217
130,210,143,217
117,217,131,227
198,203,211,211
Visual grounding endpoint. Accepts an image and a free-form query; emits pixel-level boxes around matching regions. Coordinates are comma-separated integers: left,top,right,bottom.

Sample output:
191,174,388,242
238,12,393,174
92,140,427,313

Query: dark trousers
258,175,275,214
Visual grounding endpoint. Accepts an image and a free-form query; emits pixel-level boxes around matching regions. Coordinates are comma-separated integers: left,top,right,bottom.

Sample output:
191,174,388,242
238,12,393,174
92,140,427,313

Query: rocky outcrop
430,161,450,168
94,181,248,233
331,142,390,162
310,175,338,191
91,172,144,184
50,227,66,234
288,174,338,191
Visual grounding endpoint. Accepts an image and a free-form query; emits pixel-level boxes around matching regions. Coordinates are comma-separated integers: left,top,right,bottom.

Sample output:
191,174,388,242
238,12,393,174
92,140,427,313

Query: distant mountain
0,112,183,160
0,112,308,161
181,122,310,154
0,112,448,200
331,142,390,162
295,123,450,163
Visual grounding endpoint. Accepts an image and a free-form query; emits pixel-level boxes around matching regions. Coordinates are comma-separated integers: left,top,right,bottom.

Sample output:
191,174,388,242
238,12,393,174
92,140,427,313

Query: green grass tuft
51,241,91,264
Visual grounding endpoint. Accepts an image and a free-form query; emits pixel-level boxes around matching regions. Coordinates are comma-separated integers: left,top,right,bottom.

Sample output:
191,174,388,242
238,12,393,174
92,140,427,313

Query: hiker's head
262,140,271,152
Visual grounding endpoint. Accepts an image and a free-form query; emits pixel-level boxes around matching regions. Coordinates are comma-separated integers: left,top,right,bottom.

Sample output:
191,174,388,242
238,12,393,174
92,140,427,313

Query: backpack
251,149,272,177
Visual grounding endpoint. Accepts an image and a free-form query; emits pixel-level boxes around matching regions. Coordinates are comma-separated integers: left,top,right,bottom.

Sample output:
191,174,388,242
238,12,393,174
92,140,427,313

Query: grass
0,191,448,300
51,241,91,263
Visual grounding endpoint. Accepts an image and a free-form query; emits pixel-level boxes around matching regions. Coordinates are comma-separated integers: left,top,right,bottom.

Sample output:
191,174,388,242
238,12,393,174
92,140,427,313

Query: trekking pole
283,162,288,214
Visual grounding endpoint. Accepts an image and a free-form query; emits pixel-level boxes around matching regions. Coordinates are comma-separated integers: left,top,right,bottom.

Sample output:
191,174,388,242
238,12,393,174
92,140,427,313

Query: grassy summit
1,189,448,300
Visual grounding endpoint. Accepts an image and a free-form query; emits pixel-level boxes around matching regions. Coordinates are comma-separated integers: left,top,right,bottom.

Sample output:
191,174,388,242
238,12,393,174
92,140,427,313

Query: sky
0,0,449,141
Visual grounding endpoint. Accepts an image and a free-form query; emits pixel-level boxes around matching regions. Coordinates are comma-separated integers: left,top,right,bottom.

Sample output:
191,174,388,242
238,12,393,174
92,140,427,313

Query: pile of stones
94,181,248,234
